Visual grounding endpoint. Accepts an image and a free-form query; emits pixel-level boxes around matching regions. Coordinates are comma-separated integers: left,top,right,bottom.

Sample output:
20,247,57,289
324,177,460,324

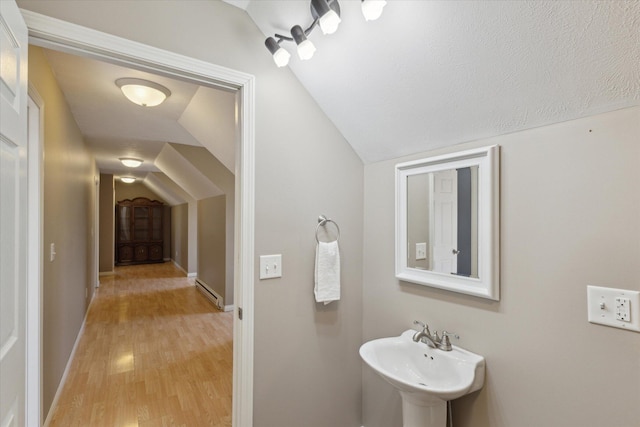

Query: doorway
22,10,255,426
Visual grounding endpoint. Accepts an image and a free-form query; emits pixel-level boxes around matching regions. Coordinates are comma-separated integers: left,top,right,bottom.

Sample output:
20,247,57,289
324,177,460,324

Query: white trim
98,271,114,276
22,9,255,426
26,85,44,427
187,272,198,278
395,145,500,300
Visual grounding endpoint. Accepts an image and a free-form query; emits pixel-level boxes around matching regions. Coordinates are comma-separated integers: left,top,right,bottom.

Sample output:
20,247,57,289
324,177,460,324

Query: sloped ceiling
238,0,640,163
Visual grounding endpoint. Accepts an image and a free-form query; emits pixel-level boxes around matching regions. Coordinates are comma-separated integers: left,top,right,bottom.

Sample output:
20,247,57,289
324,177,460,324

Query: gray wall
98,173,114,272
29,46,97,417
172,144,235,305
362,107,640,427
171,203,189,273
17,2,365,425
198,195,227,301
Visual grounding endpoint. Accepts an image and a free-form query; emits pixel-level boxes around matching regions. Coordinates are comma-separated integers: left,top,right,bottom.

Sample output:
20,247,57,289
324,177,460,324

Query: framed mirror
395,145,500,300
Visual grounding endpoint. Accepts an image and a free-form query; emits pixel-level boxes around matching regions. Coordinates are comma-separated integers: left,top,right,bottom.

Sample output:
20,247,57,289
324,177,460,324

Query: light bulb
291,25,317,61
319,9,341,35
297,40,316,60
265,37,291,67
361,0,387,21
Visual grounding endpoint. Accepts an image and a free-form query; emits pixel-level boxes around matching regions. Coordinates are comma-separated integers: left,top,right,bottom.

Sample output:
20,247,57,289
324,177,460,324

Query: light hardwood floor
47,263,233,427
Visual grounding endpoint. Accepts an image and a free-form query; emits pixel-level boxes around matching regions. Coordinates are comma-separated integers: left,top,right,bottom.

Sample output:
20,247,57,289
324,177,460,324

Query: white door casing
21,9,255,426
0,1,29,426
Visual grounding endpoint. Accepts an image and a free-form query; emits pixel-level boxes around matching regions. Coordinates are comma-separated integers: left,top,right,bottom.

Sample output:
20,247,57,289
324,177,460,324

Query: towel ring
316,215,340,243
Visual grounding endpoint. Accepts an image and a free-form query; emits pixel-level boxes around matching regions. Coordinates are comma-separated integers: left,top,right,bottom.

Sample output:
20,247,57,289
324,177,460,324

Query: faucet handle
439,331,459,351
441,331,459,340
413,320,427,330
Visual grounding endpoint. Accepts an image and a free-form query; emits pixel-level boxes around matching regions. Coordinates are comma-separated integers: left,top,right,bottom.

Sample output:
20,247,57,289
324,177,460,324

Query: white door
431,169,458,274
0,1,29,426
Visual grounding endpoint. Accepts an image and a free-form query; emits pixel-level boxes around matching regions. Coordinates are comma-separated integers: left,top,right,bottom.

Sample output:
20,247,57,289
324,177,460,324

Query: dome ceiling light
119,157,143,168
264,0,386,67
115,78,171,107
120,177,136,184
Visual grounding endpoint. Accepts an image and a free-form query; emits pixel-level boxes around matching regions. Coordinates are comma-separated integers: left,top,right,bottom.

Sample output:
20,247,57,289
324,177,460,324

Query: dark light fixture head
265,37,291,67
311,0,341,35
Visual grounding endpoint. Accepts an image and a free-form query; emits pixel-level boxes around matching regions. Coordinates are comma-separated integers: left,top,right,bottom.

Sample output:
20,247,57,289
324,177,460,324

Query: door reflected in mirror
396,145,500,300
406,166,478,278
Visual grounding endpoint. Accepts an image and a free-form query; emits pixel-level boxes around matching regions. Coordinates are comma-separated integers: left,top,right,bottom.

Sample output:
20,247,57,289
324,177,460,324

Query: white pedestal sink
360,330,485,427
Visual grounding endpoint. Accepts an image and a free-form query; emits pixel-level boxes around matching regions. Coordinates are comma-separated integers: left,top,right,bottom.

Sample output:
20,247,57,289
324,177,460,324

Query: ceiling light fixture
119,157,143,168
361,0,387,21
120,177,136,184
115,78,171,107
264,0,385,67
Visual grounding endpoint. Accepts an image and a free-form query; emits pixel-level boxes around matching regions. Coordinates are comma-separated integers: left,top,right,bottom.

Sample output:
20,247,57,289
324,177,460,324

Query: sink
360,329,485,427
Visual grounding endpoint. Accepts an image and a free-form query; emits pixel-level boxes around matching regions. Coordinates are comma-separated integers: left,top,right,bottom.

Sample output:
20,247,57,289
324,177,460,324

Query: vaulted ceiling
233,0,640,163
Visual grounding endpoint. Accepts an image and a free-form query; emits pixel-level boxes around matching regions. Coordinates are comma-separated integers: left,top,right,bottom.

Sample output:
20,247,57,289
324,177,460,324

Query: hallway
47,263,233,427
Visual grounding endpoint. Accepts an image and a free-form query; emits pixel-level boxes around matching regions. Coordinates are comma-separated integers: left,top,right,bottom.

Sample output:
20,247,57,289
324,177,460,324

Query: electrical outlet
415,242,427,260
615,297,631,321
587,286,640,332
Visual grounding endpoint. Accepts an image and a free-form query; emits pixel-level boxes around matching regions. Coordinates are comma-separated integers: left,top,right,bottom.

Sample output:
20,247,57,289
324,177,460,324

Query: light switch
587,286,640,332
259,254,282,280
415,242,427,260
50,243,56,262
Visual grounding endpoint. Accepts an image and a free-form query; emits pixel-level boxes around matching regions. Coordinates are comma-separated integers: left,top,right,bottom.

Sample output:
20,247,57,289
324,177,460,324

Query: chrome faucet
412,320,459,351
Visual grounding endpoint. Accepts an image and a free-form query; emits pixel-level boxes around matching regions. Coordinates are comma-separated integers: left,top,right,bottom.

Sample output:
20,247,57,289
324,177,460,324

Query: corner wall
171,203,189,273
197,195,227,302
28,45,97,417
362,107,640,427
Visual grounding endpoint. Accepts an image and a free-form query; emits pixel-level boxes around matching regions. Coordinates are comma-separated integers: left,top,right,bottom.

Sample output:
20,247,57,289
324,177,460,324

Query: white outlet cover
587,285,640,332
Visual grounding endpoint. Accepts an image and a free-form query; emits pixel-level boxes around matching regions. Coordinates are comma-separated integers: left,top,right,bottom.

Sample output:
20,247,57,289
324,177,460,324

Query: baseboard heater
195,278,233,312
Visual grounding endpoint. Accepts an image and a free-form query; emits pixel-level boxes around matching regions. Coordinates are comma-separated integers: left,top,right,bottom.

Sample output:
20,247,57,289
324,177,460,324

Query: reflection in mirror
396,145,500,300
406,166,478,278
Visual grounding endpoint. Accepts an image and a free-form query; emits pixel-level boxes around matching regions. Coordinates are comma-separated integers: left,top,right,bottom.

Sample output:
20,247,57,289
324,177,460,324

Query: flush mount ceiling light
115,78,171,107
120,177,136,184
119,157,143,168
264,0,386,67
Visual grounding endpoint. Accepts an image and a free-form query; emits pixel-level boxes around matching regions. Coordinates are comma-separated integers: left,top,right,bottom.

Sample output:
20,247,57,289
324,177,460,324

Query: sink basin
360,329,485,427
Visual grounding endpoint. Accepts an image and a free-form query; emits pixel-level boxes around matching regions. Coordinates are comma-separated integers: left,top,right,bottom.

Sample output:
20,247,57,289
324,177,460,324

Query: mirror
396,145,500,300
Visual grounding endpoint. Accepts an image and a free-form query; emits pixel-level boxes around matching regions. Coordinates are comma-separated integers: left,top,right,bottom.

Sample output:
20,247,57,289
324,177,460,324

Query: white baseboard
43,294,95,426
98,271,114,276
187,272,197,278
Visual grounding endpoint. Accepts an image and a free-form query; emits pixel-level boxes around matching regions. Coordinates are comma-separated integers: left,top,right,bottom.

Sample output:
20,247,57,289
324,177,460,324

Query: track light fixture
264,0,386,67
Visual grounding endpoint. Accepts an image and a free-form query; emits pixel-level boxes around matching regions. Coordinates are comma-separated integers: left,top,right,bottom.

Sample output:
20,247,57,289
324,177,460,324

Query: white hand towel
314,240,341,305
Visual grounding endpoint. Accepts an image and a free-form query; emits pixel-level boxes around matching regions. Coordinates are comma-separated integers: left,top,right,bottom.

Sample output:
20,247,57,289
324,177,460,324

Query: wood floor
47,263,233,427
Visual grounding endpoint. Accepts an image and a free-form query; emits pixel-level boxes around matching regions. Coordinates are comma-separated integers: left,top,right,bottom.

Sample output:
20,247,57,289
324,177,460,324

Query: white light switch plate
259,254,282,279
415,242,427,260
587,285,640,332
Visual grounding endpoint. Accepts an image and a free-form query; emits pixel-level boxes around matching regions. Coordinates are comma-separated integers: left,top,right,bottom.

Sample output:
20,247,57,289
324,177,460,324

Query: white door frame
20,10,255,426
26,85,44,427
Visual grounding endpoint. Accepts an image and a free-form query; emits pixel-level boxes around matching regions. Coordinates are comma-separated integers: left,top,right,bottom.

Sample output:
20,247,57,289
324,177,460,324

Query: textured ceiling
244,0,640,163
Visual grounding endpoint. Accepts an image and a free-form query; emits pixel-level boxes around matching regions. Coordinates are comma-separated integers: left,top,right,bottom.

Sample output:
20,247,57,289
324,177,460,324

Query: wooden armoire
115,197,164,265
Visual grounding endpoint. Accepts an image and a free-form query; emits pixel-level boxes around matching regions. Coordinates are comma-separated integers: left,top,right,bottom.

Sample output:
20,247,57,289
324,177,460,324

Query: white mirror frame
396,145,500,300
